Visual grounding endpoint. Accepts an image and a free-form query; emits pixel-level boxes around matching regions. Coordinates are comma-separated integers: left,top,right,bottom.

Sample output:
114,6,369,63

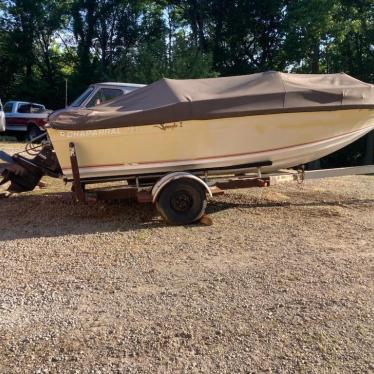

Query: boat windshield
70,87,95,108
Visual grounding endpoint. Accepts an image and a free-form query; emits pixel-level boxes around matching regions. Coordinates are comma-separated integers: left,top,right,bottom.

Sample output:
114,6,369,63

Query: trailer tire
156,178,207,225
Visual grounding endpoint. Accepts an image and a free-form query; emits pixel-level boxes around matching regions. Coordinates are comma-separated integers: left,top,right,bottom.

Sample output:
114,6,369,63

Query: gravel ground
0,141,373,373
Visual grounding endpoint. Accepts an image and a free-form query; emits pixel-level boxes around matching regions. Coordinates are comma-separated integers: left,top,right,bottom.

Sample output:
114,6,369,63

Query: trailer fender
151,172,212,204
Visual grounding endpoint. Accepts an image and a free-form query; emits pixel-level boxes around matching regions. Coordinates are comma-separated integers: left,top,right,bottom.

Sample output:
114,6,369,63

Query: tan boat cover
49,71,374,130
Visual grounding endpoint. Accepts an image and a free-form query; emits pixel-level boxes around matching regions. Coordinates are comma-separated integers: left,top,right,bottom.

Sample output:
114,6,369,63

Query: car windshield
86,88,123,108
3,102,13,113
70,87,95,107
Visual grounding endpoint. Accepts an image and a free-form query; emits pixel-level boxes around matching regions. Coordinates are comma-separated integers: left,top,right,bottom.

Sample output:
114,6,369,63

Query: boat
46,71,374,180
1,71,373,224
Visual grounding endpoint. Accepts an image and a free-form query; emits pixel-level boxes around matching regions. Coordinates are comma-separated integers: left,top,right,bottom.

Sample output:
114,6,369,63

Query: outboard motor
0,135,62,193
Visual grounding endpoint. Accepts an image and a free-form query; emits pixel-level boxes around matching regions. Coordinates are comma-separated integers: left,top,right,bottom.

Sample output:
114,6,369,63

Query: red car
4,101,51,141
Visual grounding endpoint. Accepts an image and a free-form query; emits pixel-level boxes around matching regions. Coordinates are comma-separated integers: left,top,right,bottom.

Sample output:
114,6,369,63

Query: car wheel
27,125,44,142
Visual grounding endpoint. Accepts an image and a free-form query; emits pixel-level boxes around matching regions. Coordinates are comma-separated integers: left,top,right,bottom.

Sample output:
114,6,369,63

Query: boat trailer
1,139,374,225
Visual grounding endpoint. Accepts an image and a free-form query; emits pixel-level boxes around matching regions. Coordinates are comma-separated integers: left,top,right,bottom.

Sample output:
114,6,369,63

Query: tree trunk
307,40,321,169
363,131,374,165
310,40,320,73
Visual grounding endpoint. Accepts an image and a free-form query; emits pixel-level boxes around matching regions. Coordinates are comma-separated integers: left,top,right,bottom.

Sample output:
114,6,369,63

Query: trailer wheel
156,178,207,225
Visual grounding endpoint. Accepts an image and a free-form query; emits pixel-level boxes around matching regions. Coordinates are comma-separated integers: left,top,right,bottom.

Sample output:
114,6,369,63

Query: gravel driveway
0,141,373,373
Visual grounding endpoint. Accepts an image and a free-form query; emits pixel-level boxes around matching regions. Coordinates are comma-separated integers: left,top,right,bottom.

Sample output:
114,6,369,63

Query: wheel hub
171,191,193,212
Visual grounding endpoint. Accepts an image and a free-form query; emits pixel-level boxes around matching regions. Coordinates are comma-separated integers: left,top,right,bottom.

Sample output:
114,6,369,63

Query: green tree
283,0,337,73
177,0,289,76
0,0,72,108
70,0,100,92
326,0,373,82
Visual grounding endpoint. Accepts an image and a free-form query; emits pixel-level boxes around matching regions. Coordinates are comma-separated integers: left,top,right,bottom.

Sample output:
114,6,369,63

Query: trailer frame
2,141,373,223
65,142,374,224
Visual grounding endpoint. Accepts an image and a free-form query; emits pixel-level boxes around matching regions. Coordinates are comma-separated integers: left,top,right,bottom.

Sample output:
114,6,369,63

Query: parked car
68,82,145,109
4,101,51,140
0,100,5,133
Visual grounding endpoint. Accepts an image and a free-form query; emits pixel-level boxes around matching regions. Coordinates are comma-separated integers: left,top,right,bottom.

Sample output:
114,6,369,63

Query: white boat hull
47,109,374,180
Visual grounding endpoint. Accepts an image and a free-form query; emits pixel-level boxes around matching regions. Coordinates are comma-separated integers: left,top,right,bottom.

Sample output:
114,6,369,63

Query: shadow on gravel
206,197,374,214
0,191,165,241
1,189,373,241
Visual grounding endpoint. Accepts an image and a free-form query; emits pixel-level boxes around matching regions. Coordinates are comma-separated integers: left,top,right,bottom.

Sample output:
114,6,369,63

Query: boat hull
47,109,374,179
